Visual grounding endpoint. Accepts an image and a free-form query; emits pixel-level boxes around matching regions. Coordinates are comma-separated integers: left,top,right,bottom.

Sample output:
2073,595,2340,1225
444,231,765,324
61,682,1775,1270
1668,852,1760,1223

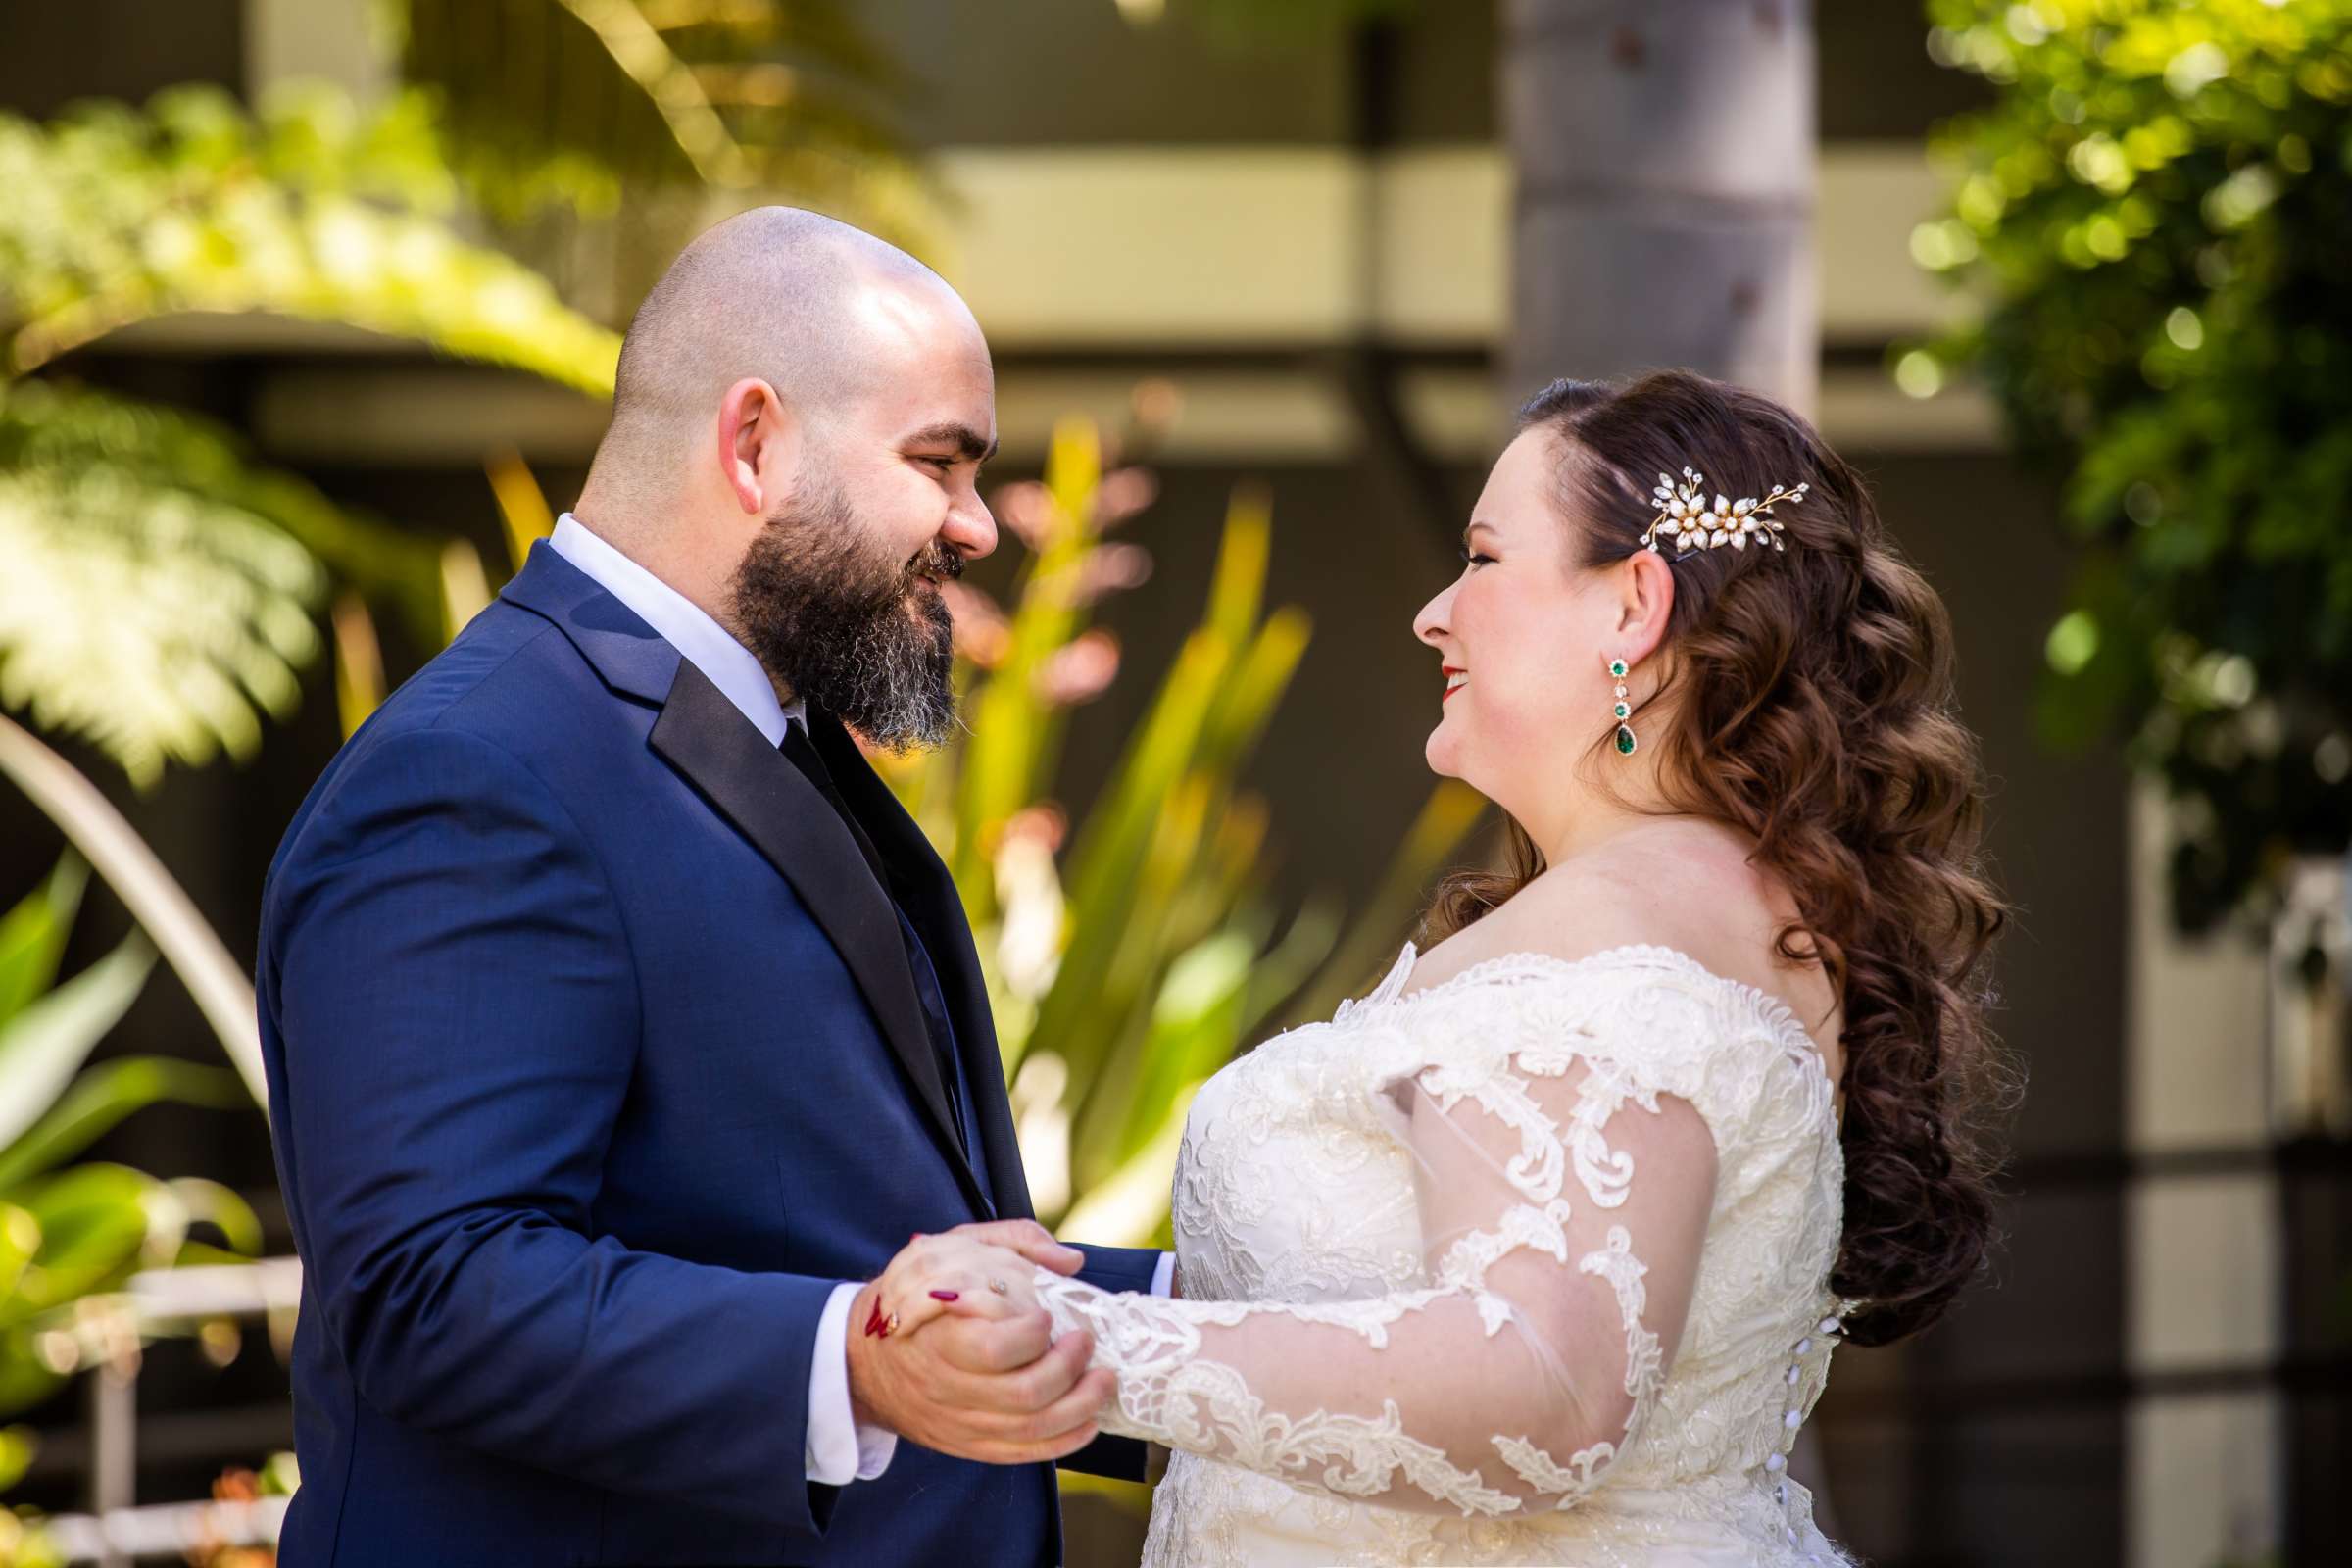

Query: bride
873,368,2009,1565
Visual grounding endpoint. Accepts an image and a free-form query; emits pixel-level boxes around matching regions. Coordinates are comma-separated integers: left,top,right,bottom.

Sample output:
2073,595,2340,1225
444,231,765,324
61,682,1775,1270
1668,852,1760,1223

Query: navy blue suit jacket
256,545,1159,1566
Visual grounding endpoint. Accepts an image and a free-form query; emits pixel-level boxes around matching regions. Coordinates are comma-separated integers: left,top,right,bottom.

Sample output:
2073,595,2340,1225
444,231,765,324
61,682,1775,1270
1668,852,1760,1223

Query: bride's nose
1413,581,1456,648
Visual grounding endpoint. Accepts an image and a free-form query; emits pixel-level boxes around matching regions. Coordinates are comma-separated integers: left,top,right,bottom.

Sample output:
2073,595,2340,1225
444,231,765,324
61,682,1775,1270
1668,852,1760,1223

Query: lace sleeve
1034,1024,1728,1516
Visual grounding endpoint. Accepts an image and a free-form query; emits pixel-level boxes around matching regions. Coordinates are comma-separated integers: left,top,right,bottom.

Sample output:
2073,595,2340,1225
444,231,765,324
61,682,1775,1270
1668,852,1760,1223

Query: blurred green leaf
0,1421,34,1492
1285,778,1489,1028
163,1176,265,1258
0,1057,250,1194
11,1163,155,1307
0,854,86,1027
0,934,153,1155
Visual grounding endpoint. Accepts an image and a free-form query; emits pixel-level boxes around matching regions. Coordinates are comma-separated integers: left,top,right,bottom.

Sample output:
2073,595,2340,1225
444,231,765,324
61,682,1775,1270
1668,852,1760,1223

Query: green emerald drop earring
1609,657,1636,757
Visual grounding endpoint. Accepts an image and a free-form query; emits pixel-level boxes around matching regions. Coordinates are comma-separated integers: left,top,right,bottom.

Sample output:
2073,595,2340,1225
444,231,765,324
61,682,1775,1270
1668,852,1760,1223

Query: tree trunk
1500,0,1818,416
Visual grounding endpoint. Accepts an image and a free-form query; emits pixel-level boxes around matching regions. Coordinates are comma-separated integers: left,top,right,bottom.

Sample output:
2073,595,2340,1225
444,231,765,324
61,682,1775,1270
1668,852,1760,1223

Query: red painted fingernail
929,1290,959,1301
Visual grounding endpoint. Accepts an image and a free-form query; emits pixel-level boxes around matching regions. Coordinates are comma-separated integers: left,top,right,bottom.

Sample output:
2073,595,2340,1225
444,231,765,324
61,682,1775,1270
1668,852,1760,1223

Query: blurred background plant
0,854,258,1485
0,79,620,789
376,0,933,306
863,407,1487,1248
1909,0,2352,933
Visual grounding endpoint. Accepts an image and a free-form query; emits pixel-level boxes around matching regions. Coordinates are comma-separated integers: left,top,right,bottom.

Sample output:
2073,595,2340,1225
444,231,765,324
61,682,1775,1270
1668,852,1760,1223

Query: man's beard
727,485,962,752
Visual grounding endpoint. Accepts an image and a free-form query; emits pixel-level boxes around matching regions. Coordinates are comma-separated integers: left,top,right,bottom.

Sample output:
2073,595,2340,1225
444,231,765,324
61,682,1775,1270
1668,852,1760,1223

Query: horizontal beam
99,143,1959,361
242,359,1994,466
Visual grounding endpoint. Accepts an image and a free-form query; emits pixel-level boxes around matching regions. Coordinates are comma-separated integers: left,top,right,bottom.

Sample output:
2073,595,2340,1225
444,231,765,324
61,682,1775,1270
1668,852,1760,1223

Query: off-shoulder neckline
1376,940,1843,1100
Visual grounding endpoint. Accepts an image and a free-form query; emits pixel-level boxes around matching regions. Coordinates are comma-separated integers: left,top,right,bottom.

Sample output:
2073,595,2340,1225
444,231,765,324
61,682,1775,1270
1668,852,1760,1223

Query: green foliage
0,381,323,787
0,80,620,387
383,0,933,244
0,81,623,784
876,418,1485,1244
1916,0,2352,930
0,859,254,1420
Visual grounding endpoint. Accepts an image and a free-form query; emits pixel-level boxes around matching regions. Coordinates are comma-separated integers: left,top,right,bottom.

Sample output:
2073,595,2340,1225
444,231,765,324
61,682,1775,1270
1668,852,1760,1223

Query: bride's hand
869,1233,1047,1341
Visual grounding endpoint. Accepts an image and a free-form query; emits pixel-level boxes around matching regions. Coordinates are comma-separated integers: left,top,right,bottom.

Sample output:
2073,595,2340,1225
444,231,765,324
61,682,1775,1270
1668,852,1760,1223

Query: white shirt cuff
807,1281,899,1485
1150,1250,1177,1298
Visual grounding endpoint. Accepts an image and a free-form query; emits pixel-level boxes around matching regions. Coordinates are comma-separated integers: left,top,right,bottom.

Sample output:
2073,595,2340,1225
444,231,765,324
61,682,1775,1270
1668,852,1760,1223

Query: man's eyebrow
906,423,998,464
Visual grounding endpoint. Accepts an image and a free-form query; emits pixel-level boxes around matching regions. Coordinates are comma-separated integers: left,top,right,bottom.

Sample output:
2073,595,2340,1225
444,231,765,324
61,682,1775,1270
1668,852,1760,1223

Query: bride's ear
1610,548,1676,664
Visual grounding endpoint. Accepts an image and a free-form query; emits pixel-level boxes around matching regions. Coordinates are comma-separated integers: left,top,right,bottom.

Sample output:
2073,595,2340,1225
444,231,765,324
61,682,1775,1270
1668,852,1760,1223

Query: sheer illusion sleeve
1033,993,1738,1517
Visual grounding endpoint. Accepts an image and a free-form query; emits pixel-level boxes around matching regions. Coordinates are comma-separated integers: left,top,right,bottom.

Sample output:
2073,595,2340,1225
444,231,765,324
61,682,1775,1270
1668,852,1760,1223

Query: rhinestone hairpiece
1642,467,1808,557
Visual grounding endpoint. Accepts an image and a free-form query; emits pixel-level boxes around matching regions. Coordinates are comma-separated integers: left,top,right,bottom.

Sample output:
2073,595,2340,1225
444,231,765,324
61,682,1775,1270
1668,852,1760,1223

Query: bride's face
1413,429,1621,808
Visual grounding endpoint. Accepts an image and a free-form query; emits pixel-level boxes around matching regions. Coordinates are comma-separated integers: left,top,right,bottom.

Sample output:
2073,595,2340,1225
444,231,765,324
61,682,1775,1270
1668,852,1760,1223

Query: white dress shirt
549,514,1175,1484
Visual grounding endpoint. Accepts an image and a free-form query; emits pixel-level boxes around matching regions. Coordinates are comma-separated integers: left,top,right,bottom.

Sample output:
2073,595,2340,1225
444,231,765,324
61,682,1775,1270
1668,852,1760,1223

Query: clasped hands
843,1219,1113,1465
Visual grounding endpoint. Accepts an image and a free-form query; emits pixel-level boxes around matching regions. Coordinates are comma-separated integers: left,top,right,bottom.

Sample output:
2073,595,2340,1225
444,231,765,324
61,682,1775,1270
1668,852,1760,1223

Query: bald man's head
590,207,981,513
568,206,1000,748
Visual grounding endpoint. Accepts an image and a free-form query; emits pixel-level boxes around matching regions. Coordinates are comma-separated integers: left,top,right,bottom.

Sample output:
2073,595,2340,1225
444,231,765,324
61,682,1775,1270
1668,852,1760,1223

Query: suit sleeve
265,724,843,1539
1069,1243,1165,1297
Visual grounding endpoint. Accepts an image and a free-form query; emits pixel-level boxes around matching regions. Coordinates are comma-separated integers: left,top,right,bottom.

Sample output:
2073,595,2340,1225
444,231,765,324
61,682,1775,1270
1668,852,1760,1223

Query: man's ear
1613,548,1677,663
715,377,801,517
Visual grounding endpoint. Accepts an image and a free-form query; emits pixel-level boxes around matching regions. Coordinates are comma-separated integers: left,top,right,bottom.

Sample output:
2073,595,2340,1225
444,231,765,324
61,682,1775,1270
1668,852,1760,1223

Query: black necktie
779,720,894,891
778,719,969,1156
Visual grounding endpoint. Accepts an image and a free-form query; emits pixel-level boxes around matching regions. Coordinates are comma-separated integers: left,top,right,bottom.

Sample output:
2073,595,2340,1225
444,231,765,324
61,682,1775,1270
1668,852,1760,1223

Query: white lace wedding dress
1036,944,1859,1566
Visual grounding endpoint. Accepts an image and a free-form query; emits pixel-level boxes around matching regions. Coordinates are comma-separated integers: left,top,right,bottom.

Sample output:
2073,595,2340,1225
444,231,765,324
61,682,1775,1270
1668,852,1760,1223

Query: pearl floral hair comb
1642,466,1808,557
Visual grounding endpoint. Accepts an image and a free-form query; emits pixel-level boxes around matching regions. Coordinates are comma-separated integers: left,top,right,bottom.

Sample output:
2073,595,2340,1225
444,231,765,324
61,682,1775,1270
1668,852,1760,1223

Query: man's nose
944,495,997,562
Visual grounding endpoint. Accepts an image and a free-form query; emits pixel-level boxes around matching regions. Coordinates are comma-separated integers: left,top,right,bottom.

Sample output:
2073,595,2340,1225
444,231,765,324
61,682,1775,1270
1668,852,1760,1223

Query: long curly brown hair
1425,370,2014,1348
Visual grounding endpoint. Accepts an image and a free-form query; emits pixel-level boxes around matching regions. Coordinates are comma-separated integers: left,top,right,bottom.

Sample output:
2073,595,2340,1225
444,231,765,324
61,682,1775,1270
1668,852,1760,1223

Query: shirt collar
549,512,805,743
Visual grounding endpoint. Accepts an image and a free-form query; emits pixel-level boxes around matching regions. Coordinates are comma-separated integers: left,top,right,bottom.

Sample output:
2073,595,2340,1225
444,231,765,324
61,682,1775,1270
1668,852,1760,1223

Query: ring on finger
988,1276,1008,1296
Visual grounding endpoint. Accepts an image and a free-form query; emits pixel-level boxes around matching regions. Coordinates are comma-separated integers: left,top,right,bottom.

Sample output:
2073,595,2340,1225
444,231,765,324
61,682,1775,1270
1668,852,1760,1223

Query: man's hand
940,1219,1088,1278
845,1222,1113,1465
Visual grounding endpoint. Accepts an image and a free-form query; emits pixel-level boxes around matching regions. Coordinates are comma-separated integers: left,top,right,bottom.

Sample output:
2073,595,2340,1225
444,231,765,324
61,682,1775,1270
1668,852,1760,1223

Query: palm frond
0,81,621,391
0,397,318,782
0,378,384,781
387,0,935,244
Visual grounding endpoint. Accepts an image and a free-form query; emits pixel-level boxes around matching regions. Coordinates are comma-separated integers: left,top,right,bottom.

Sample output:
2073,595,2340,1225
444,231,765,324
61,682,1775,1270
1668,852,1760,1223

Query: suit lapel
808,711,1038,1221
648,662,991,1216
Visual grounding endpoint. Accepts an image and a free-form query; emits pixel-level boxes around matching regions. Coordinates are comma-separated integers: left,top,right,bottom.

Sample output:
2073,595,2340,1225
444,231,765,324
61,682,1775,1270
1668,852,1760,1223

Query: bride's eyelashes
1458,547,1496,569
